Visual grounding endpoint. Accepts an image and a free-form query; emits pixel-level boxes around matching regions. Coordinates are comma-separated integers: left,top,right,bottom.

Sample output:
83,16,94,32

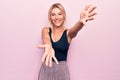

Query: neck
52,26,65,32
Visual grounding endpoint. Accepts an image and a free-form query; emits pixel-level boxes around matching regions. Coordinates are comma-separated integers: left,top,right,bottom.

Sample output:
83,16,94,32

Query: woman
38,3,97,80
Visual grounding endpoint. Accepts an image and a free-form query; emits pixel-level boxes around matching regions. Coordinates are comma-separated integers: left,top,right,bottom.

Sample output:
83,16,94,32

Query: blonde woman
38,3,97,80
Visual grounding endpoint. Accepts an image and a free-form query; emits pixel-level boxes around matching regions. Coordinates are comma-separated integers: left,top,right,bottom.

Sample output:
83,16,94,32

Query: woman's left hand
80,5,97,25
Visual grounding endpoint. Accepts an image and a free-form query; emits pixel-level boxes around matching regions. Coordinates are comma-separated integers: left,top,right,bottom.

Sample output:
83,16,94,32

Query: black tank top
49,28,70,61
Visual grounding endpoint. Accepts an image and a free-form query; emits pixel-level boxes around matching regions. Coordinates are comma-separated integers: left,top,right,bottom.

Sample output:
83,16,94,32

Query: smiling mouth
54,19,62,23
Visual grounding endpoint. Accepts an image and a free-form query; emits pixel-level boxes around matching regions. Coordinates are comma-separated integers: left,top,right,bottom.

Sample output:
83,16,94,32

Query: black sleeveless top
49,28,70,61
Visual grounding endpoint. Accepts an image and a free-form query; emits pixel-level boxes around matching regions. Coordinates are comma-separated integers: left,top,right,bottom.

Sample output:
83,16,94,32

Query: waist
52,58,67,62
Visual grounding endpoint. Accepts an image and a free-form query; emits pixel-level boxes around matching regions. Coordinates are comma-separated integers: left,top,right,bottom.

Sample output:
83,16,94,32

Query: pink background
0,0,120,80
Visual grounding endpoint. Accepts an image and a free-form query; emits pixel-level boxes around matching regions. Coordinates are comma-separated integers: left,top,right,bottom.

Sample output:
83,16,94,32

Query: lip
52,19,63,26
53,19,62,23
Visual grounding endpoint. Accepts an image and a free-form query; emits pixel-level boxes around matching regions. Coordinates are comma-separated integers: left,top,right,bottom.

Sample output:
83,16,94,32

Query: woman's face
50,8,65,27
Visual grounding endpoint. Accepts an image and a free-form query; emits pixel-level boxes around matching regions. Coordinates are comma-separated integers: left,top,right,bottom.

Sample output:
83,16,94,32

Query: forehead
51,8,62,13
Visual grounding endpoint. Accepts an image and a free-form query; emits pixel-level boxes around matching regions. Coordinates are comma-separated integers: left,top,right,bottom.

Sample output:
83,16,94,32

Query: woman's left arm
68,5,97,39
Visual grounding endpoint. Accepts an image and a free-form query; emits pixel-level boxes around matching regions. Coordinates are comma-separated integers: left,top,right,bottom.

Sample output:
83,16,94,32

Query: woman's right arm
41,27,51,45
38,27,58,67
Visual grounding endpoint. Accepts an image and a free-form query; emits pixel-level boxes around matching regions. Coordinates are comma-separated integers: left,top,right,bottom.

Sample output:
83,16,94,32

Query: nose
55,15,59,19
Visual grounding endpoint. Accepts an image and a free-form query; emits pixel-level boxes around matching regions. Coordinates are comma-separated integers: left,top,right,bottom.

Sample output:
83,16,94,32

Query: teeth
55,21,60,23
55,21,59,22
56,20,61,22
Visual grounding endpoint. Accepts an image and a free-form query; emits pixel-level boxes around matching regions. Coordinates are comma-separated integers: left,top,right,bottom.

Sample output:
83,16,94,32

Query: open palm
38,44,58,67
80,5,97,25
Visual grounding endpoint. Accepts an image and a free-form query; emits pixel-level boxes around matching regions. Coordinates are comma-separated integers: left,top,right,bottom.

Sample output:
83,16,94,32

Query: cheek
60,15,64,19
50,17,55,23
61,15,65,21
50,17,55,24
50,16,55,20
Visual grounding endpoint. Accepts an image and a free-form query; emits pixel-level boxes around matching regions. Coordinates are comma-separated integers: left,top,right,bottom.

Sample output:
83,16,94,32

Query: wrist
79,20,84,26
79,19,88,26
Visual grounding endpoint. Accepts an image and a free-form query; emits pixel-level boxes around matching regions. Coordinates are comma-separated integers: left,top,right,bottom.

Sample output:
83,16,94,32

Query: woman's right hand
38,44,59,67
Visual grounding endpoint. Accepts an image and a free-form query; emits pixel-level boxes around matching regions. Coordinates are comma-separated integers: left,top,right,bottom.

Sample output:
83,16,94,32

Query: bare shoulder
42,27,50,33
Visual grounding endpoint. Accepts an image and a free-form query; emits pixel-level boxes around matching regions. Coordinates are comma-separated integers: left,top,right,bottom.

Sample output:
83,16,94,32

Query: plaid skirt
38,61,70,80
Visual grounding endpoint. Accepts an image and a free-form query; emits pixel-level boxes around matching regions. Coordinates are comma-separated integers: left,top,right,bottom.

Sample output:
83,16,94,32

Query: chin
55,24,62,26
54,23,63,27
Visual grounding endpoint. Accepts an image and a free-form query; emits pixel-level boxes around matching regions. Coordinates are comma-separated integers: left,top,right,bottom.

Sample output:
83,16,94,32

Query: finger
88,17,95,21
37,44,46,48
88,5,96,13
84,5,91,11
49,57,52,67
88,12,97,17
42,50,48,62
53,56,59,64
45,55,49,66
41,53,47,62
